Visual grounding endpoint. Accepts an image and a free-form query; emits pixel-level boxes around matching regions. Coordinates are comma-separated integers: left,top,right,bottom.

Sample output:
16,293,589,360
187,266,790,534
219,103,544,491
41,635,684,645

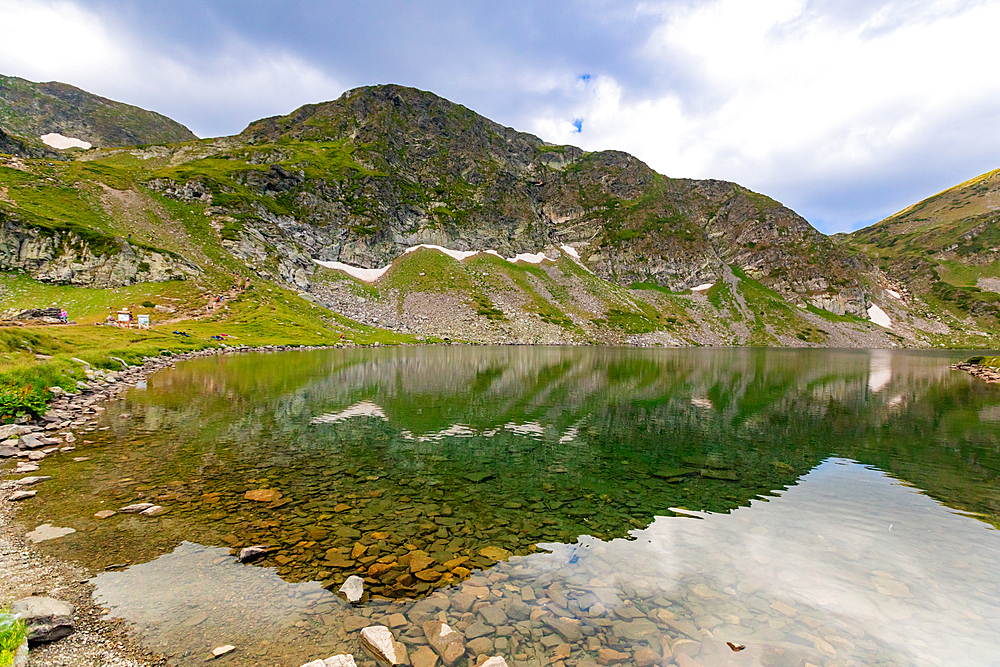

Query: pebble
211,645,236,658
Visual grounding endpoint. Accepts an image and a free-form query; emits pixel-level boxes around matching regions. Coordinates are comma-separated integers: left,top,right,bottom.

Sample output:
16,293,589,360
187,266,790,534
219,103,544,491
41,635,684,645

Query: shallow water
13,347,1000,667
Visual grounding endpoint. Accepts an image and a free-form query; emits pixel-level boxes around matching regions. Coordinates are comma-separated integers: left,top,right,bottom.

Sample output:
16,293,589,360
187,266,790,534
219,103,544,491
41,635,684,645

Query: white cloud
0,0,343,137
527,0,1000,230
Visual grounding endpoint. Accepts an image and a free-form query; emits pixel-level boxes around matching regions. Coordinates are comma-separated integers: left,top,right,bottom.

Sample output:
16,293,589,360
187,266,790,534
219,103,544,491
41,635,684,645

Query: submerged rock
119,503,155,514
25,523,76,543
339,575,365,603
423,620,465,666
15,476,51,486
301,655,357,667
360,625,409,666
245,488,282,502
238,545,270,563
211,645,236,658
11,596,75,642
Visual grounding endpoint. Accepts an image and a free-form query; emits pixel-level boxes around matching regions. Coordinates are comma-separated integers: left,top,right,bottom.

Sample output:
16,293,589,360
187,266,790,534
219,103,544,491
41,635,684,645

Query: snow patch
886,289,901,299
314,260,390,282
315,244,559,283
691,283,714,292
867,303,892,328
404,244,479,261
40,133,91,150
559,244,580,259
509,252,547,264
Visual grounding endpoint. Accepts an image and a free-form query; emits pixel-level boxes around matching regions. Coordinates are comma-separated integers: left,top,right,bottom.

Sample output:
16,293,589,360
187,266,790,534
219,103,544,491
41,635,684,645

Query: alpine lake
11,346,1000,667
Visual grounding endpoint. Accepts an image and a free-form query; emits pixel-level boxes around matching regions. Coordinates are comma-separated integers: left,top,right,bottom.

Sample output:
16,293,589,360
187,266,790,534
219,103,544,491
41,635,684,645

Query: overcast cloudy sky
1,0,998,233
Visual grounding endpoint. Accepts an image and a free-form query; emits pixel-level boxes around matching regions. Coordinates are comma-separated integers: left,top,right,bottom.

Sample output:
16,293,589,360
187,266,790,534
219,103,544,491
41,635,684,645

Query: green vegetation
0,610,26,667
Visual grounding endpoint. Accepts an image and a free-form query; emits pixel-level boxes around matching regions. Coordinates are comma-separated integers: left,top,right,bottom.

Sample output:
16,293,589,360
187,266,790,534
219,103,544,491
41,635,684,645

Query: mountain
238,85,868,314
0,74,197,155
844,168,1000,330
1,80,983,348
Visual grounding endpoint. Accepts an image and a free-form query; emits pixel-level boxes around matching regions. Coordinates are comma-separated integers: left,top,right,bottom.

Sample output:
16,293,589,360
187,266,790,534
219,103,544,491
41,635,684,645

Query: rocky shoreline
950,361,1000,383
0,343,341,667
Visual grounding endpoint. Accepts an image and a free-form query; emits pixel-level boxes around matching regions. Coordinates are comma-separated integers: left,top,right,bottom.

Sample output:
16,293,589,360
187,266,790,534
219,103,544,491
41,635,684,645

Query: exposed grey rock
0,446,18,458
338,575,365,603
119,502,155,513
15,476,51,486
139,505,166,516
423,620,465,666
9,490,37,501
0,220,202,288
0,424,31,440
18,434,47,450
481,658,508,667
237,545,270,563
11,596,75,642
360,625,408,666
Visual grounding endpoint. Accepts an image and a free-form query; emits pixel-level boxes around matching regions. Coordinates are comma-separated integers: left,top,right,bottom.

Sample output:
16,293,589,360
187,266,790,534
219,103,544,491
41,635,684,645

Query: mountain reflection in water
15,347,1000,666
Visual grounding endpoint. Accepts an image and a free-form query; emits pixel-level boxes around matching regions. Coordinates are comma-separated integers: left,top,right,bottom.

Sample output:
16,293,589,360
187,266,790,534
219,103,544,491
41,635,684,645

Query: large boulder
11,597,75,642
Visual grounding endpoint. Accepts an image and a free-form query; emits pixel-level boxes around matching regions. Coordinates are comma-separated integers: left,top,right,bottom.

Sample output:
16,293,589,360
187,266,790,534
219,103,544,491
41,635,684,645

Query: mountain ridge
0,73,197,153
1,78,993,349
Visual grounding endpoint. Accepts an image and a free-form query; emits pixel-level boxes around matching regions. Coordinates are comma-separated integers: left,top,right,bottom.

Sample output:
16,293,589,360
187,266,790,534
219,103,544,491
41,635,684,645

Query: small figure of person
60,309,67,323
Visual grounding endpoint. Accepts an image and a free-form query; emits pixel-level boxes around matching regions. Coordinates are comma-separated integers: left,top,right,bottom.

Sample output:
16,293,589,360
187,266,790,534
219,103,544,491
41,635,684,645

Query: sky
1,0,999,234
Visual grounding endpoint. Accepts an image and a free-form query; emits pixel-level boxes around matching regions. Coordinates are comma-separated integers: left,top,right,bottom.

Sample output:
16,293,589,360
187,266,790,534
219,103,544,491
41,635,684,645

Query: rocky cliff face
0,218,201,287
0,74,197,154
217,85,871,315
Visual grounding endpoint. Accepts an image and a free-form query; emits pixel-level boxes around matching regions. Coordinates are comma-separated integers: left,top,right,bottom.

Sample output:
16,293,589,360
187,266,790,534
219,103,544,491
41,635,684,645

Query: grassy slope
844,167,1000,332
0,146,418,420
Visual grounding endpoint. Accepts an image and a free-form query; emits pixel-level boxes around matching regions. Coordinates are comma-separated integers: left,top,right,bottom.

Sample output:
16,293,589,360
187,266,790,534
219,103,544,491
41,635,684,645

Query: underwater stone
119,502,155,513
301,655,357,667
360,625,408,666
423,620,465,666
339,575,365,603
238,545,270,563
